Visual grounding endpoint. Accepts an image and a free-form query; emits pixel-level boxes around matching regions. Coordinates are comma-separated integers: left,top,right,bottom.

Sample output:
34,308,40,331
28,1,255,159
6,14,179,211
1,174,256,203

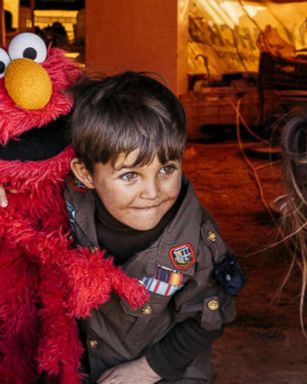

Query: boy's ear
70,158,95,189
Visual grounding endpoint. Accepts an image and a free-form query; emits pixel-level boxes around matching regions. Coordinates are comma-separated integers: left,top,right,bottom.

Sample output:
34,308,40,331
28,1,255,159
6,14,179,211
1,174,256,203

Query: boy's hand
0,186,8,207
96,356,161,384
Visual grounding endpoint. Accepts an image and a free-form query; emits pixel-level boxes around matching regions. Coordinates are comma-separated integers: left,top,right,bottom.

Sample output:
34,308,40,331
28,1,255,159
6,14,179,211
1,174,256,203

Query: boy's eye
160,164,177,175
120,172,137,182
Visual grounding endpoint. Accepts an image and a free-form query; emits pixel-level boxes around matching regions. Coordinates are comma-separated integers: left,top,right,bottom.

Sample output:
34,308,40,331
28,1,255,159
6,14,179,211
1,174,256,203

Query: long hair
281,108,307,333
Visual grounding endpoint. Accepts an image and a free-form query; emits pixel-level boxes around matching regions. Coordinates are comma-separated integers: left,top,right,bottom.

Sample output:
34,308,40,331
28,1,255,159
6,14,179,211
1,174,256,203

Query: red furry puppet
0,33,147,384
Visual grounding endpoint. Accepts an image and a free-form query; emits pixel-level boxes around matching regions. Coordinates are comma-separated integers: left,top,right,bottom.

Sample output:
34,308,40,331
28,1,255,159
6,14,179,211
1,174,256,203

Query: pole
0,0,5,46
30,0,35,31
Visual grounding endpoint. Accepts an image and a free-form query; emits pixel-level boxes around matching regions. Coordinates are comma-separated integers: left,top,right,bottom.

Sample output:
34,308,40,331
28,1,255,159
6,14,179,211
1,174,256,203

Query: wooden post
0,0,5,47
30,0,35,31
86,0,188,95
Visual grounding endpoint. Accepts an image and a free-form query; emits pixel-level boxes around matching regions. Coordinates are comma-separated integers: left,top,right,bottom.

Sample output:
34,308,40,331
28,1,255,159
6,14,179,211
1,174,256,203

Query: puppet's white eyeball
8,33,47,63
0,48,10,78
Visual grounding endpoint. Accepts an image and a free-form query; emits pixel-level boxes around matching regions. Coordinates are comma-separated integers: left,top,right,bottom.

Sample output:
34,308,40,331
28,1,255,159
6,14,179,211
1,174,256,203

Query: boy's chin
125,214,163,231
128,220,160,231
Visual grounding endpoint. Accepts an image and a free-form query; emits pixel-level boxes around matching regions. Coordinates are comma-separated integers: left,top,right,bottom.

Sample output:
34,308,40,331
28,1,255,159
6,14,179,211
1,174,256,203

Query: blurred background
1,0,306,140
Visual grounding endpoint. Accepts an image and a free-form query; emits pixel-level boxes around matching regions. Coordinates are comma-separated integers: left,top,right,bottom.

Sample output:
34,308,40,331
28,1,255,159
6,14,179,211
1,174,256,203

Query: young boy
65,71,243,384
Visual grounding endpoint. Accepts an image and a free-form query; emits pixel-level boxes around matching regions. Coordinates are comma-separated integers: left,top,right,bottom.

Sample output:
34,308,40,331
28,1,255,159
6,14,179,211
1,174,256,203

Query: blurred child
281,109,307,331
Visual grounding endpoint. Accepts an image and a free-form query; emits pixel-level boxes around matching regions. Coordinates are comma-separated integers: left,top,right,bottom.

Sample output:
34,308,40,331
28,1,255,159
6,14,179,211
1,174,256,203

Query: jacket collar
64,175,204,276
64,177,98,248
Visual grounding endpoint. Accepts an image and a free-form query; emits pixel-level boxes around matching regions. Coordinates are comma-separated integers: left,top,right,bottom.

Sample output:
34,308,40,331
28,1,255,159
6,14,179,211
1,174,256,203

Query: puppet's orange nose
4,58,52,110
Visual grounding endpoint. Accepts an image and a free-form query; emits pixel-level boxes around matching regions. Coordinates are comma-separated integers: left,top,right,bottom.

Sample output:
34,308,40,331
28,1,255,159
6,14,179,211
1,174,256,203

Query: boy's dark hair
69,71,187,172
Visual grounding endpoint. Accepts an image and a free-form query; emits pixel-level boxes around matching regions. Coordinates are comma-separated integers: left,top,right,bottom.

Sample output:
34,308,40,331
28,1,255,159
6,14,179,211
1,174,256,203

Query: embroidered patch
142,265,183,296
169,243,196,270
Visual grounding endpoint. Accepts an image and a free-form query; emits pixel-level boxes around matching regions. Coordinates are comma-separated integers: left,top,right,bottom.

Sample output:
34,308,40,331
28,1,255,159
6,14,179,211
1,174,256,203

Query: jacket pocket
119,293,173,345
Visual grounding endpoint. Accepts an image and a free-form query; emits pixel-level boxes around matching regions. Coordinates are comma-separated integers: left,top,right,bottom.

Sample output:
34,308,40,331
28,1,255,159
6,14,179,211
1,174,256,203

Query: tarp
189,0,307,76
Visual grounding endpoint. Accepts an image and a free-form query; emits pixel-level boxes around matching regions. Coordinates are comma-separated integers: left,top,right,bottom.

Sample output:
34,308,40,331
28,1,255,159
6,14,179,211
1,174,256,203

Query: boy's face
74,150,182,231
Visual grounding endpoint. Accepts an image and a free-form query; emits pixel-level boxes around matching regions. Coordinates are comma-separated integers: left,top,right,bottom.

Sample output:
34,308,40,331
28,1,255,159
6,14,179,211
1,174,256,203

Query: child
65,71,244,384
281,109,307,332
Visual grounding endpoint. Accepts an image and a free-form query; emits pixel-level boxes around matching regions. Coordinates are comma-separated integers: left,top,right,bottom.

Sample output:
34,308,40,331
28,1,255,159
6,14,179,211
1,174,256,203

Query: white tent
189,0,307,76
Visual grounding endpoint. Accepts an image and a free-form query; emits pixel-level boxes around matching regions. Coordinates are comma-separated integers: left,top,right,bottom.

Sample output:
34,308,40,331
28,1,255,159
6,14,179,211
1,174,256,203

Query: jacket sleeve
171,217,241,331
145,318,222,381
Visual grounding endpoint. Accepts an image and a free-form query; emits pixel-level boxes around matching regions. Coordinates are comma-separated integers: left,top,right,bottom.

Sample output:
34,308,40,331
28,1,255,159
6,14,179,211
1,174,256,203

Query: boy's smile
73,150,182,231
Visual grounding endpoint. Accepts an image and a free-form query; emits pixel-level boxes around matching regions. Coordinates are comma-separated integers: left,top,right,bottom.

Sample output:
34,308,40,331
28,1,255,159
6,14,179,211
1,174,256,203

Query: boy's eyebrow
112,159,179,173
112,163,136,172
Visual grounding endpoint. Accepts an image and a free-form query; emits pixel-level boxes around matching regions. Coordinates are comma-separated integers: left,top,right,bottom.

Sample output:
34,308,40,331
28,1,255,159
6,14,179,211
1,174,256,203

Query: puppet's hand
0,185,7,207
97,356,161,384
65,248,148,317
0,185,18,207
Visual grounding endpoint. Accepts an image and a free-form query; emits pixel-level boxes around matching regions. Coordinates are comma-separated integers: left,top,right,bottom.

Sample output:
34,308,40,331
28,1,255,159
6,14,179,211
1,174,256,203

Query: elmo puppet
0,32,147,384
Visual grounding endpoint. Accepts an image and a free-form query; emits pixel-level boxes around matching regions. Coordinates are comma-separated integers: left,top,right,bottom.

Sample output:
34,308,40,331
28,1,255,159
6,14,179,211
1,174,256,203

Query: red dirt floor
183,141,307,384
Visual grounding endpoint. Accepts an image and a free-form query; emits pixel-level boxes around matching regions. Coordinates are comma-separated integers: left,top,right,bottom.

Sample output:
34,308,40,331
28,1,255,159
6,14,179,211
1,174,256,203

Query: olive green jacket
64,176,237,383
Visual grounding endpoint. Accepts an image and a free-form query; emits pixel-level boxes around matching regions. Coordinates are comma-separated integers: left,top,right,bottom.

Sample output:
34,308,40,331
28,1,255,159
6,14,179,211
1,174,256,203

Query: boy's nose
140,178,160,199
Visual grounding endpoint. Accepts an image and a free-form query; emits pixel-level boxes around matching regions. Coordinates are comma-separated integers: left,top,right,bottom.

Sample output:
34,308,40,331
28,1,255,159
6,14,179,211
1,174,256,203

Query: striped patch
142,265,183,296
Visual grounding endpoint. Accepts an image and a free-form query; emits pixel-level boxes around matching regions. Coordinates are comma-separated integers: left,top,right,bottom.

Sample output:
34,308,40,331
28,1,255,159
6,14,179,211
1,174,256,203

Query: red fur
0,38,148,383
0,48,80,145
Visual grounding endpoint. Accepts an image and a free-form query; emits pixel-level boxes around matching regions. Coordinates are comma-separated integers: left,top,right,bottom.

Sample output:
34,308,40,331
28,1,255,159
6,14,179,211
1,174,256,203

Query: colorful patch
142,265,183,296
169,243,196,270
67,176,88,192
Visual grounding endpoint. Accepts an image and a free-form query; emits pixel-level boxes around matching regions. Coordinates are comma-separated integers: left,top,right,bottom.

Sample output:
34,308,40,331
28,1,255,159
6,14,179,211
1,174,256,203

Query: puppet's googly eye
8,33,47,63
0,48,10,78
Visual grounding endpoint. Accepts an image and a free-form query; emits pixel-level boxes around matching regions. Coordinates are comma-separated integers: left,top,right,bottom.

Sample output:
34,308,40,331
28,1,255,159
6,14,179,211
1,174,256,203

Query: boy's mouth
0,113,71,162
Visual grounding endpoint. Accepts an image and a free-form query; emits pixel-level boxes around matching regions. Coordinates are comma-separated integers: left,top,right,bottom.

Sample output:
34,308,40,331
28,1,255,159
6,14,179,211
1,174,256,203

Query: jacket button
142,304,153,315
89,339,98,349
207,231,217,242
207,299,220,311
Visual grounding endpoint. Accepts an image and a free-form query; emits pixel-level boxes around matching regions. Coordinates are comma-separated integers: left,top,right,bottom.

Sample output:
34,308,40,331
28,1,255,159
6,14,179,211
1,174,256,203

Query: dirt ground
183,141,307,384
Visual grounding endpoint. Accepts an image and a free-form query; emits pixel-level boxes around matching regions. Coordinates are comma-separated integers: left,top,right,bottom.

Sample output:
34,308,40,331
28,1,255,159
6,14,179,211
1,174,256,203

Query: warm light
196,0,225,25
31,10,79,42
220,1,266,25
4,0,19,28
197,0,266,26
64,52,79,59
244,4,266,18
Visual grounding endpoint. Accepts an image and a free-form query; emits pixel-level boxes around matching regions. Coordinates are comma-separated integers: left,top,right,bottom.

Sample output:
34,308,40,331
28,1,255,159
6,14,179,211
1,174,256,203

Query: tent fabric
188,0,307,76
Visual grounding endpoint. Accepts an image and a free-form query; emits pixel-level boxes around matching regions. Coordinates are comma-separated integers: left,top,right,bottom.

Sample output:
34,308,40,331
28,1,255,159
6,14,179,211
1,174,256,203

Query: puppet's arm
0,208,148,317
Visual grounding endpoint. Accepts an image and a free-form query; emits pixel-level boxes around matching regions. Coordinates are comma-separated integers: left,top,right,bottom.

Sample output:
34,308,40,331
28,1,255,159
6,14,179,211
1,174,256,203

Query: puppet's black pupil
23,47,37,60
0,61,5,74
